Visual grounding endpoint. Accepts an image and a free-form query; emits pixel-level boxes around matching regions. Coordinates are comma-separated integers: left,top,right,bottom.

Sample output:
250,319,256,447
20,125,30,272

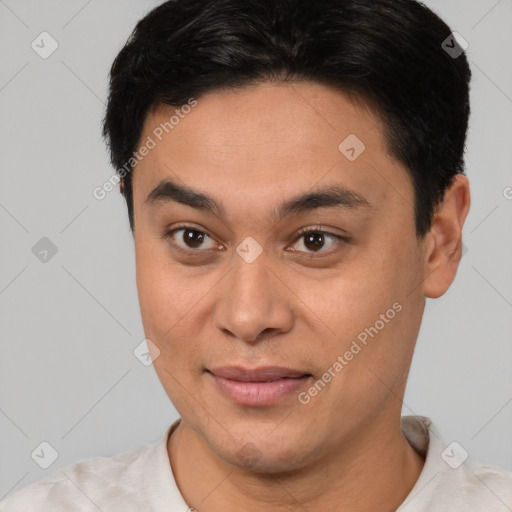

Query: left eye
290,230,344,253
167,228,219,251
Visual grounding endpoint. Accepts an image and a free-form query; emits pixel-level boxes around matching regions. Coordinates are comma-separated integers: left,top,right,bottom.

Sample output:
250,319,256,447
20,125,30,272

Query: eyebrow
145,177,374,221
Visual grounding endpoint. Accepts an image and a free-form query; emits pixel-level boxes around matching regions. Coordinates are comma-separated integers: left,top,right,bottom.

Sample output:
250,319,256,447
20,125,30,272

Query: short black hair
102,0,471,238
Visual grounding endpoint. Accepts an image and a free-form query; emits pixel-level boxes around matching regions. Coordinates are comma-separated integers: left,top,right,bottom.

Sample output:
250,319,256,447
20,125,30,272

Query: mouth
206,366,313,407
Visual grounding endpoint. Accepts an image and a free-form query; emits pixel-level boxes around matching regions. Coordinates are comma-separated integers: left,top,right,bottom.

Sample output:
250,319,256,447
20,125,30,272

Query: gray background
1,0,511,499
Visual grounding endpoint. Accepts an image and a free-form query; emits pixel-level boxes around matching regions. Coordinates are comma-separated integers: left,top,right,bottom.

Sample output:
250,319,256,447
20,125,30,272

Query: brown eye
166,227,218,251
303,232,327,251
182,229,206,248
290,230,346,254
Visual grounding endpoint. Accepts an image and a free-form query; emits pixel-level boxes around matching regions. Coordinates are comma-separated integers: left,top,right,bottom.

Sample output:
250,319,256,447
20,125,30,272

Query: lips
209,366,310,382
207,366,312,406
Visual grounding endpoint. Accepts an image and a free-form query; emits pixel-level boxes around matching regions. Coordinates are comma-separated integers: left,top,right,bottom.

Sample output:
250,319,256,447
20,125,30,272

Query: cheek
136,254,171,331
292,240,420,374
134,239,216,363
135,241,187,348
135,251,204,405
136,234,186,318
292,261,403,341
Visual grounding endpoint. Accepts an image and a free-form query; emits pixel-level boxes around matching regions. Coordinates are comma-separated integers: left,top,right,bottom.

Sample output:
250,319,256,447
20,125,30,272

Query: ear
422,174,471,299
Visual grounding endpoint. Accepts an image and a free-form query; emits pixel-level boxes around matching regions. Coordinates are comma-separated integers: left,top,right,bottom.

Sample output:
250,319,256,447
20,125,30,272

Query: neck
168,412,425,512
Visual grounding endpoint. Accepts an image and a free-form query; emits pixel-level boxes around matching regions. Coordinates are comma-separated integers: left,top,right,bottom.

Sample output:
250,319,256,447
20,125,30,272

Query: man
2,0,511,510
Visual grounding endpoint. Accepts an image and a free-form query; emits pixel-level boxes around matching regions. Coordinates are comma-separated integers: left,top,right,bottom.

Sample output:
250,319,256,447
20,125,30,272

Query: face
132,81,429,472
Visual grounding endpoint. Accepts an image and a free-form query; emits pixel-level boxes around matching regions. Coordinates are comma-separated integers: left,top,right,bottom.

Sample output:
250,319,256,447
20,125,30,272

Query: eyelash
292,226,348,256
162,223,349,258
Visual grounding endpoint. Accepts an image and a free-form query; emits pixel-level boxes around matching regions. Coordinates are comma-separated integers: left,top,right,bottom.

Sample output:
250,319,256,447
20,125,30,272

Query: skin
131,81,470,511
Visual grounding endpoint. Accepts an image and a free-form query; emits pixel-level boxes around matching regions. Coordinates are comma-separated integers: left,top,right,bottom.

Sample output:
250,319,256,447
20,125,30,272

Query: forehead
145,81,378,152
132,81,412,221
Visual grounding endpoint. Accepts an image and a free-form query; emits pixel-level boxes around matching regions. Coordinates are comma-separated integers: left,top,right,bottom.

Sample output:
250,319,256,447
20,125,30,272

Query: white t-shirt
1,415,511,511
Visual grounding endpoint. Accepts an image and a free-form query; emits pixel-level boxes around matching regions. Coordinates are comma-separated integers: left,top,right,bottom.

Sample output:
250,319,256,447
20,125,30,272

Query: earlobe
422,174,471,299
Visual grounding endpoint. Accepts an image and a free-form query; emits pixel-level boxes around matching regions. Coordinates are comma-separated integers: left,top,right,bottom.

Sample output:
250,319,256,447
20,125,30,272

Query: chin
213,426,314,475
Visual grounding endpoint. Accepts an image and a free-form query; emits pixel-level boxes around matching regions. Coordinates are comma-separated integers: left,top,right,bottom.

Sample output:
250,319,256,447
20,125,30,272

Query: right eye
163,225,223,253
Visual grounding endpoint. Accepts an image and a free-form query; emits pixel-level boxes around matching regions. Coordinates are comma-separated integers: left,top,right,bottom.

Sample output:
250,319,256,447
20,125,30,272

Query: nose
213,246,294,345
